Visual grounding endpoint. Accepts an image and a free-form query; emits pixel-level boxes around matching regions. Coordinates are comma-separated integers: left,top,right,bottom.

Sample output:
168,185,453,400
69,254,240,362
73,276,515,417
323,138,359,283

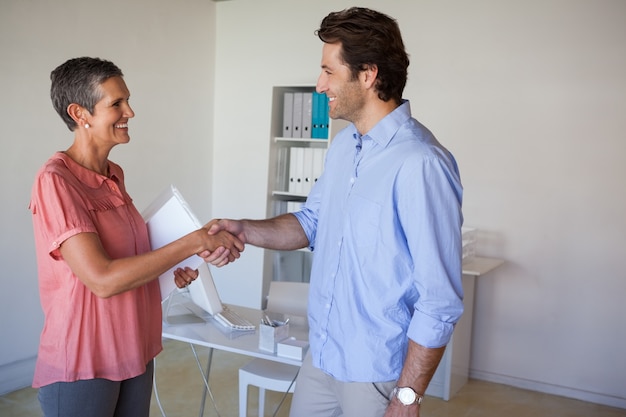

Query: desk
162,304,308,367
162,302,307,416
425,256,504,400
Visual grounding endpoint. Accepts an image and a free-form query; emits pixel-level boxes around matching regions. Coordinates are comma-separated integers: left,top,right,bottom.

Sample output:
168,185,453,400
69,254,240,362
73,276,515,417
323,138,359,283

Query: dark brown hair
316,7,409,104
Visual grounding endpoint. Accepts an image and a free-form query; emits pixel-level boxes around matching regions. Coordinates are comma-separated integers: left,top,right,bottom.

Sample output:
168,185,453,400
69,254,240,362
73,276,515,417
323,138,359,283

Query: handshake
173,218,243,289
173,213,307,288
196,218,245,267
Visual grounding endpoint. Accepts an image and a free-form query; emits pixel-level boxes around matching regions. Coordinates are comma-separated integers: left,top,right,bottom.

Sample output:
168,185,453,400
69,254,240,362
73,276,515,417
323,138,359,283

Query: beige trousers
289,351,397,417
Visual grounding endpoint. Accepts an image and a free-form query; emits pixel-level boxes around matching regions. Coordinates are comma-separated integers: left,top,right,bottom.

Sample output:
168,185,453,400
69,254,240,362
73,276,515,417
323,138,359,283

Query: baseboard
469,369,626,410
0,356,36,395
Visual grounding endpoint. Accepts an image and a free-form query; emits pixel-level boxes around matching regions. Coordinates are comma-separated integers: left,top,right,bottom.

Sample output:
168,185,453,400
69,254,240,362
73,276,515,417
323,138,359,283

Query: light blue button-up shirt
293,100,464,382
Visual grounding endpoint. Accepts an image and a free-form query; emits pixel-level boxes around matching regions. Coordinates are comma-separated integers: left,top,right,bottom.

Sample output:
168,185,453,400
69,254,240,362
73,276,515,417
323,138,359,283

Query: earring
84,123,90,129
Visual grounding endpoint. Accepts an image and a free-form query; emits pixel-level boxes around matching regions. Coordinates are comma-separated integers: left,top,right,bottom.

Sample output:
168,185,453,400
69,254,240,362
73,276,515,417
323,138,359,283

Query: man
210,7,464,417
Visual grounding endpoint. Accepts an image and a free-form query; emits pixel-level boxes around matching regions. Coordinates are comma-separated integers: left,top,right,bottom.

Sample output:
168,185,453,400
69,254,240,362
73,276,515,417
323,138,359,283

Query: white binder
282,92,294,137
292,92,303,138
288,147,305,195
302,147,314,195
301,92,313,139
312,148,326,185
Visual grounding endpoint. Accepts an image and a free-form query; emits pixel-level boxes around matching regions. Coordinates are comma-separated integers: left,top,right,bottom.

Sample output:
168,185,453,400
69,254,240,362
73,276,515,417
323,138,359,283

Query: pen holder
259,322,289,352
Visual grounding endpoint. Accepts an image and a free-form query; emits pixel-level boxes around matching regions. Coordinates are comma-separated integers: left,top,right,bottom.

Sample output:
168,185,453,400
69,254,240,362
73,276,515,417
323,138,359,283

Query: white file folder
288,147,305,195
283,92,294,138
302,147,314,195
292,92,303,138
301,92,312,139
312,148,326,185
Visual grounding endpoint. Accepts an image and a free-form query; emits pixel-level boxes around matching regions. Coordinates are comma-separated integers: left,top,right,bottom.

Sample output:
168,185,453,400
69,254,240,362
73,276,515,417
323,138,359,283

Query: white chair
239,281,309,417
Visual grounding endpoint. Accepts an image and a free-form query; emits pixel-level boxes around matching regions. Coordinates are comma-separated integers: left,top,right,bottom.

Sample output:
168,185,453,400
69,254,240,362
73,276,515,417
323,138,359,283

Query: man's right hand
200,219,246,267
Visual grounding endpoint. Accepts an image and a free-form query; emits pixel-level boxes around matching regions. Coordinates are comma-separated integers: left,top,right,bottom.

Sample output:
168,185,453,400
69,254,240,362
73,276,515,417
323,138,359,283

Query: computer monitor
161,261,227,325
142,184,204,299
187,262,224,316
142,185,224,322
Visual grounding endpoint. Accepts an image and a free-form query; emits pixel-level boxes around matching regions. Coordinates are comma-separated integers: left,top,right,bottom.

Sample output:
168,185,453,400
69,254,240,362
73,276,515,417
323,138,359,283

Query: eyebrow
107,94,130,104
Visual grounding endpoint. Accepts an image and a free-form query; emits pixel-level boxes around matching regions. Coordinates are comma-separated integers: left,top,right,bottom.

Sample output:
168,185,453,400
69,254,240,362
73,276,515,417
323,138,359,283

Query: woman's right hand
196,227,244,267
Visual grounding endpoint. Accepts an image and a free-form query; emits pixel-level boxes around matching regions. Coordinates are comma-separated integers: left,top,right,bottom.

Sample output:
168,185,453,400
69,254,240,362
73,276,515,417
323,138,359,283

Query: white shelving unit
262,86,347,296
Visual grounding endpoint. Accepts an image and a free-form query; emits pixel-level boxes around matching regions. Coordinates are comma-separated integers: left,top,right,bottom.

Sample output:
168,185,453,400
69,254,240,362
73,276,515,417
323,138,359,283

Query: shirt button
350,177,355,183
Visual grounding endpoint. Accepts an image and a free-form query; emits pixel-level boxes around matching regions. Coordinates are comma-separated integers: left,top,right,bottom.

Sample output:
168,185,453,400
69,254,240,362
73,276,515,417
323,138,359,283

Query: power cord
190,343,223,417
153,356,168,417
152,344,222,417
271,368,299,417
153,341,296,417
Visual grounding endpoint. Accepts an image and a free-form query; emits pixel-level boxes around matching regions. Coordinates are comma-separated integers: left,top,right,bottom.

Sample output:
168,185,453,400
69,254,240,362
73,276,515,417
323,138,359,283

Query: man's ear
360,64,379,89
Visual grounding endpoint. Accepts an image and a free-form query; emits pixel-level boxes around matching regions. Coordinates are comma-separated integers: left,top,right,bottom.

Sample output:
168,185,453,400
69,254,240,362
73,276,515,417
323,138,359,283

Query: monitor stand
162,289,207,325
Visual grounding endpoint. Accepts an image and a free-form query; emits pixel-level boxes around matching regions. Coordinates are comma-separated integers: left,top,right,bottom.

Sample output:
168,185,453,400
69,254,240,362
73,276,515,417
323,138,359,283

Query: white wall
0,0,217,394
212,0,626,409
2,0,625,409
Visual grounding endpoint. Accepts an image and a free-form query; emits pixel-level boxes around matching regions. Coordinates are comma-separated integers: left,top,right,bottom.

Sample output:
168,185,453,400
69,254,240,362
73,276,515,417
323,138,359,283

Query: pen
264,314,275,327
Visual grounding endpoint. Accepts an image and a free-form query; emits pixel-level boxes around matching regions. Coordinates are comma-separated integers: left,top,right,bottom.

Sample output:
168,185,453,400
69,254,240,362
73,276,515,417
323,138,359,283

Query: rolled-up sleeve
401,155,464,348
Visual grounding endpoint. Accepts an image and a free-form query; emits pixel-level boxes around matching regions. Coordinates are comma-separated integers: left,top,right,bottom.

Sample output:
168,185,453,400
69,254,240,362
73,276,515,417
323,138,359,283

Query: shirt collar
53,151,119,188
351,99,412,147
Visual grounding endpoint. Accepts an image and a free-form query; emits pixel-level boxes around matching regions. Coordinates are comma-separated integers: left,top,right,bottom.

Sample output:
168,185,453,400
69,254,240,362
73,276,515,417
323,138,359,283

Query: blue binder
312,91,328,139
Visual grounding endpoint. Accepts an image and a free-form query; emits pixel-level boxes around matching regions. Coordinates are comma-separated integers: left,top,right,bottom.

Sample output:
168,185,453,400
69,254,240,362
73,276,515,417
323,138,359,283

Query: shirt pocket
347,194,382,248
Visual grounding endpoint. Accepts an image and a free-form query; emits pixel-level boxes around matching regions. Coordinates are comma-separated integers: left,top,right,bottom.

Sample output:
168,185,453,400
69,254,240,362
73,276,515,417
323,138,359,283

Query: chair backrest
266,281,309,319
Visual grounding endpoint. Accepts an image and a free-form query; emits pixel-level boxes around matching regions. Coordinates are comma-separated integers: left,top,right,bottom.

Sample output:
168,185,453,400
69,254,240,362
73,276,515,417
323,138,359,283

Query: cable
271,368,299,417
154,340,296,417
153,342,222,417
153,356,168,417
190,343,222,417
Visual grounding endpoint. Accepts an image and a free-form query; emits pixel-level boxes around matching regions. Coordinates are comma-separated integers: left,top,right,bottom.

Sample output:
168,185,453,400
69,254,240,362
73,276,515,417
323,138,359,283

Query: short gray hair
50,57,123,131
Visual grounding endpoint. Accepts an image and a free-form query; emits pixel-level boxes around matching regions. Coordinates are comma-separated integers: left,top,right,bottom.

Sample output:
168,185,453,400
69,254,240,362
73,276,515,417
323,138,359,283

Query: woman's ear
67,103,90,127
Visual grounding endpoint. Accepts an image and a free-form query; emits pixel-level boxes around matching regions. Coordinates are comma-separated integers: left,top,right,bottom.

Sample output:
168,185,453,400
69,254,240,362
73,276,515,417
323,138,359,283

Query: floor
1,339,624,417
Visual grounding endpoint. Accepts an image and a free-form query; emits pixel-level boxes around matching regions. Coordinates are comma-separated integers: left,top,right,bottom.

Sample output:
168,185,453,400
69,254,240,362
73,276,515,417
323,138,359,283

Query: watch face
397,387,417,405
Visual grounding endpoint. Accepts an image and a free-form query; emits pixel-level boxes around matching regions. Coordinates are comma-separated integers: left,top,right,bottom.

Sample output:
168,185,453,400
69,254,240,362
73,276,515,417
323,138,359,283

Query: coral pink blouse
29,152,162,388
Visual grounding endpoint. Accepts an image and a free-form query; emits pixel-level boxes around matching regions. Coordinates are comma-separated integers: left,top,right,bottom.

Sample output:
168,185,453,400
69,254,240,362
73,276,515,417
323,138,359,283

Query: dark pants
38,360,154,417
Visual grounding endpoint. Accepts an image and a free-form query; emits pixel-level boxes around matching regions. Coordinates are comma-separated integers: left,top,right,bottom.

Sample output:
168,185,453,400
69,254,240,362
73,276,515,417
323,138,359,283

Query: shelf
272,191,307,201
274,137,329,143
462,256,504,276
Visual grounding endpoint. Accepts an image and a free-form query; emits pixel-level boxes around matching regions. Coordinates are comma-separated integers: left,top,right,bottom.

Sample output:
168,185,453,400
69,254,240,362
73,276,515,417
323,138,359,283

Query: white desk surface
162,303,308,367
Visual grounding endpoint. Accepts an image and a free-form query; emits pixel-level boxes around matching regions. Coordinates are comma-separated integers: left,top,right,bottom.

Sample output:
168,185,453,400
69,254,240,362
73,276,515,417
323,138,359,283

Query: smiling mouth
115,123,128,129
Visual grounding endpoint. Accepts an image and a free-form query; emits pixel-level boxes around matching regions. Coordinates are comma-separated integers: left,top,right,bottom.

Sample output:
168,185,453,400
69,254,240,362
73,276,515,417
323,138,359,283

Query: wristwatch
392,386,423,406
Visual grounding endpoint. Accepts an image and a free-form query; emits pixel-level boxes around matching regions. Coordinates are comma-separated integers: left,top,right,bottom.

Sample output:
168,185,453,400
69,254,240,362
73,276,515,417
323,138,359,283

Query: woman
29,57,242,417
